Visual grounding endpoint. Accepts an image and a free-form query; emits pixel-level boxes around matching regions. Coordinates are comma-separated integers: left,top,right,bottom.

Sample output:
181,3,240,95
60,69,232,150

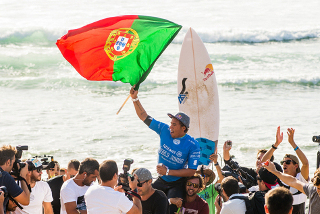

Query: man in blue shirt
130,87,200,214
0,145,30,213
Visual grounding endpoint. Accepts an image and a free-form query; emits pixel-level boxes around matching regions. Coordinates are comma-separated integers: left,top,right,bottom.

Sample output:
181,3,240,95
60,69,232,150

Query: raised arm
261,126,283,163
287,128,309,180
14,164,31,205
210,154,224,183
223,140,232,161
130,86,148,121
263,161,305,194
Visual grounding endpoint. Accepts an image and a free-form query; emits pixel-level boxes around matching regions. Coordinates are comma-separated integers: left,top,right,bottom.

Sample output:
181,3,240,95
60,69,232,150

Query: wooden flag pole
116,94,131,115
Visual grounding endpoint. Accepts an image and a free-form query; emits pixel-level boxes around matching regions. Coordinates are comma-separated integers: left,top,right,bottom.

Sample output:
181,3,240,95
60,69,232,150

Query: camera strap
8,194,24,210
15,175,32,193
126,190,141,200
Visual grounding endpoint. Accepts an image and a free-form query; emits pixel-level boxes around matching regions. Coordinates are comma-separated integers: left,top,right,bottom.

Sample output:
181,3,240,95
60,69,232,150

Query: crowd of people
1,86,320,214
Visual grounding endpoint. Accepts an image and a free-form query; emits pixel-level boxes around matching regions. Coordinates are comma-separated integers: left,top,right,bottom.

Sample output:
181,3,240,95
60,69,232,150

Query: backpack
230,191,266,214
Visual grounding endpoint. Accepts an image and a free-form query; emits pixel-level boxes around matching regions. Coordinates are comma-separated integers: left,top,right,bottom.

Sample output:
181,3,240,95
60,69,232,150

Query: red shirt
181,195,209,214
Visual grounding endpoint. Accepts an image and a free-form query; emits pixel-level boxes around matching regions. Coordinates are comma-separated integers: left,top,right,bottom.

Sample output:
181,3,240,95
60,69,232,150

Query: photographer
214,176,246,214
14,159,53,214
60,158,99,214
84,160,142,214
0,145,30,213
223,140,274,190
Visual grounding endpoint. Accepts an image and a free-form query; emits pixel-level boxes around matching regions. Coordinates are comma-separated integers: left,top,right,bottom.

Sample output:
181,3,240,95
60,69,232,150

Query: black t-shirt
47,175,64,214
141,189,169,214
0,167,23,213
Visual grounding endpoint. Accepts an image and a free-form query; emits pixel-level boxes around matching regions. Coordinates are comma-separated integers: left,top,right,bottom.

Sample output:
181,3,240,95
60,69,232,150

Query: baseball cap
133,168,153,182
283,154,299,166
27,158,43,171
258,162,282,190
168,112,190,128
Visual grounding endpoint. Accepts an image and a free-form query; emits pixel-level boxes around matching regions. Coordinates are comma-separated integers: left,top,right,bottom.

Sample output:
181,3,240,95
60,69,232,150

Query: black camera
11,145,28,178
214,183,222,196
313,135,320,143
118,159,134,192
222,159,255,189
0,186,8,198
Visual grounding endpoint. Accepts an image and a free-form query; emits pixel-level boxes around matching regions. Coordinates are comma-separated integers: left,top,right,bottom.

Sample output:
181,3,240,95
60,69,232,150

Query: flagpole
116,94,131,115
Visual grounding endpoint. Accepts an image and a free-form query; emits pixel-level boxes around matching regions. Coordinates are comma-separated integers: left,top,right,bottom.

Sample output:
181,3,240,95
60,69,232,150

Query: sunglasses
186,181,199,188
70,175,75,178
137,180,149,187
280,160,295,165
36,168,42,173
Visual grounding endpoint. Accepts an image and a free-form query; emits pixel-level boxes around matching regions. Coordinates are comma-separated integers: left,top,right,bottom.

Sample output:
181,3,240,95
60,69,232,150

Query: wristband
294,146,299,151
214,162,219,166
166,167,170,176
132,97,139,102
272,144,277,150
168,198,172,205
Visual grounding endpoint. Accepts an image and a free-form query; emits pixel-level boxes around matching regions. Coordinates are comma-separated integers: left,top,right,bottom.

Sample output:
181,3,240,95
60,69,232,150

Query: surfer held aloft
130,86,201,214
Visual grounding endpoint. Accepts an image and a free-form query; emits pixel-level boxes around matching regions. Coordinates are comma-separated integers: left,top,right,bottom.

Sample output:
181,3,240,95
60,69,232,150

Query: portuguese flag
56,15,181,88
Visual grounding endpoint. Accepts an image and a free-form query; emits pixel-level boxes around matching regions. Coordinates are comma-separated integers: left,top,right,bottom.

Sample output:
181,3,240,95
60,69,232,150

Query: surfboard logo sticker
104,28,140,61
178,78,189,104
202,64,214,81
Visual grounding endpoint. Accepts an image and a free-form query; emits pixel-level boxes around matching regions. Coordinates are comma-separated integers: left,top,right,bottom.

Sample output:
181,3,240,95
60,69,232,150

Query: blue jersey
149,118,200,182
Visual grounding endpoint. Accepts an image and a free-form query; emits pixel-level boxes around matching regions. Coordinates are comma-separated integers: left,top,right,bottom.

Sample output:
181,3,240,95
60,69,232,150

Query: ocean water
1,0,320,179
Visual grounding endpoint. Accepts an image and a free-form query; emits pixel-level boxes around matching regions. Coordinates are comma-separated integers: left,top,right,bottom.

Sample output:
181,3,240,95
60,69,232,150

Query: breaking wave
1,28,320,46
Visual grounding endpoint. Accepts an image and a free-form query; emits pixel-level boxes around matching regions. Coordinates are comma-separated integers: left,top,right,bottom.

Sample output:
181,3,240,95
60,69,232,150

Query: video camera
118,159,134,192
313,135,320,169
11,145,28,178
222,159,256,189
313,135,320,143
33,155,54,169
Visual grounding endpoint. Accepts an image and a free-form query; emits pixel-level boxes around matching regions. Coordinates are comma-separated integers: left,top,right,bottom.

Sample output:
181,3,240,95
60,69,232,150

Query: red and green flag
56,15,181,89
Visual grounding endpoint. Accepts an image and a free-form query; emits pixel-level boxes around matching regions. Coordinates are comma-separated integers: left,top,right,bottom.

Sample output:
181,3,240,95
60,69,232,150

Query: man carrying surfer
130,86,201,214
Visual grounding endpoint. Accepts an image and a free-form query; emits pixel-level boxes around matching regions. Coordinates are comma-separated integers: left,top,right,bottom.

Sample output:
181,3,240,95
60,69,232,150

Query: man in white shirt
13,159,53,214
85,160,142,214
214,176,246,214
60,158,99,214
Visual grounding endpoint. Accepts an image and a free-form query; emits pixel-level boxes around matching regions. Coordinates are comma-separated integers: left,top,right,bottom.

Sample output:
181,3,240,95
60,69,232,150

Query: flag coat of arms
56,15,182,88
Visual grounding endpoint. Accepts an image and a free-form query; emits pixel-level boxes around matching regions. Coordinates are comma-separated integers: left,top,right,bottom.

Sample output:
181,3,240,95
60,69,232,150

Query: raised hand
275,126,283,147
287,128,295,146
209,153,218,164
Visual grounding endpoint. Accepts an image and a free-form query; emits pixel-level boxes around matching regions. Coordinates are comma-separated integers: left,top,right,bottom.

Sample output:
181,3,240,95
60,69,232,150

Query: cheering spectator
171,174,209,214
261,127,309,213
263,162,320,214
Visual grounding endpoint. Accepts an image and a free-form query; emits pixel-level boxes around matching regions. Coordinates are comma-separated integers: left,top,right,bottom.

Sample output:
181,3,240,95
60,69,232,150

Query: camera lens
313,136,320,143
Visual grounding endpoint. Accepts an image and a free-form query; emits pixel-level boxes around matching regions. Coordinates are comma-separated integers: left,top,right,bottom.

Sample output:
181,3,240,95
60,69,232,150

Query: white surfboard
178,28,219,166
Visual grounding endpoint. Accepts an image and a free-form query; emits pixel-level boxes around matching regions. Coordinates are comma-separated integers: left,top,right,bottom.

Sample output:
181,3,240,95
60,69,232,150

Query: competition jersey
149,118,200,182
